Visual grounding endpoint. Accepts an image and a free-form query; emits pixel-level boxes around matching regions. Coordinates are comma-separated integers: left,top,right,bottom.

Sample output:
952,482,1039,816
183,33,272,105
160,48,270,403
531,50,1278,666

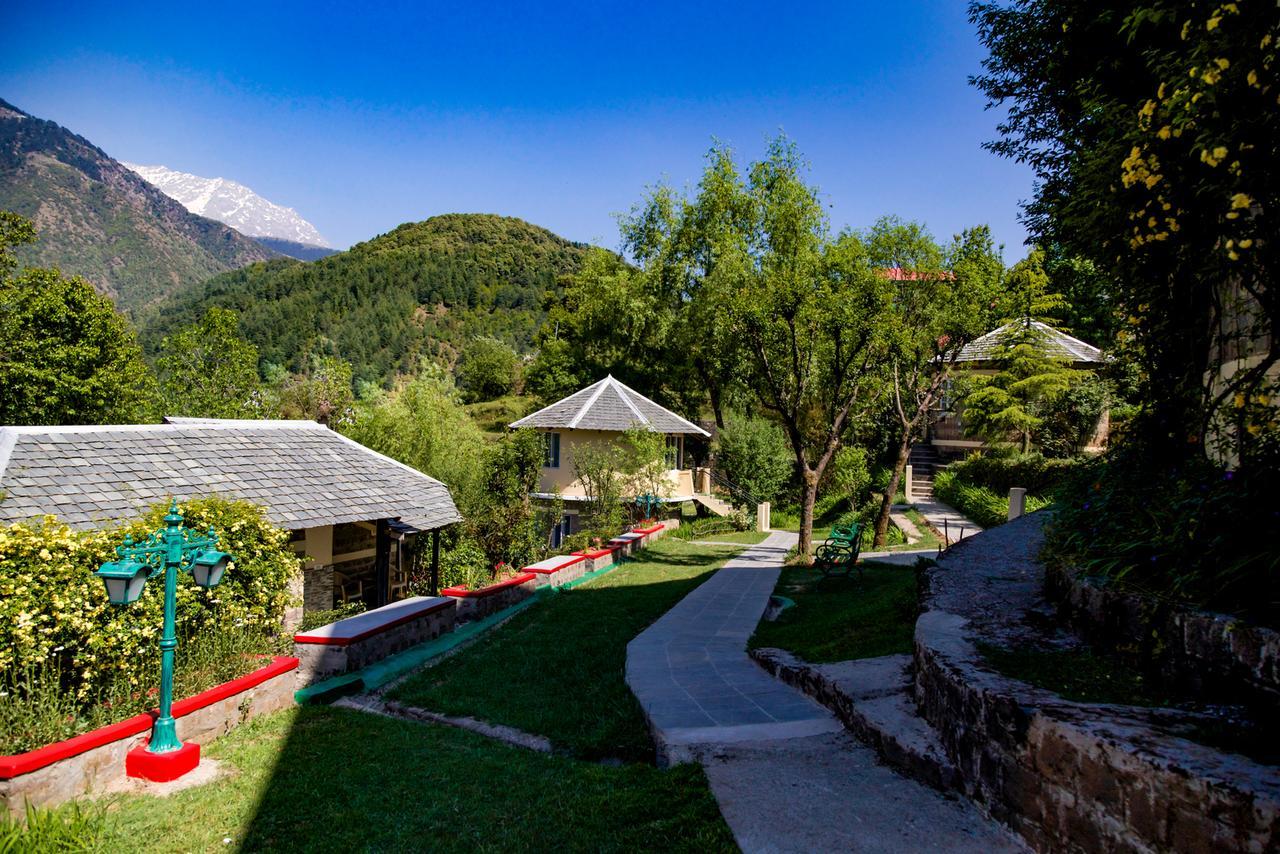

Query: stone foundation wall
293,604,456,685
302,563,334,612
0,657,298,816
1045,564,1280,710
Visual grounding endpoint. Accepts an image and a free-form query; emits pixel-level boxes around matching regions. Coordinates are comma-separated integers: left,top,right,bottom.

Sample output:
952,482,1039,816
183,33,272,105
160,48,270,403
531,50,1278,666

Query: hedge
0,496,299,701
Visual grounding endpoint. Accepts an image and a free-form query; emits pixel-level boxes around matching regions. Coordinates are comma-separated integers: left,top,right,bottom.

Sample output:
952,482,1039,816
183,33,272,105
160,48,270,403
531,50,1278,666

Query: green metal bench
814,522,863,579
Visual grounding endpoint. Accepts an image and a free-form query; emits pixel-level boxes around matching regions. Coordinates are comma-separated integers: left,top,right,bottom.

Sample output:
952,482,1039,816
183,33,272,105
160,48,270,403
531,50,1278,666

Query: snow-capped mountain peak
123,163,330,248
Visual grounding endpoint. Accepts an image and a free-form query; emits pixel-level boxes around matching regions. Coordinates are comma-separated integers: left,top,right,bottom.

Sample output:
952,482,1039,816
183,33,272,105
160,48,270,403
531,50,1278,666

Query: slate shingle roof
956,321,1105,365
0,419,461,532
509,376,710,436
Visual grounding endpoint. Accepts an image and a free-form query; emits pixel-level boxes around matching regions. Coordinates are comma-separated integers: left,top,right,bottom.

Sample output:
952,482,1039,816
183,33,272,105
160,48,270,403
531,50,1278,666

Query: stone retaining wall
444,573,538,623
0,656,298,816
294,598,457,684
1045,563,1280,710
913,610,1280,852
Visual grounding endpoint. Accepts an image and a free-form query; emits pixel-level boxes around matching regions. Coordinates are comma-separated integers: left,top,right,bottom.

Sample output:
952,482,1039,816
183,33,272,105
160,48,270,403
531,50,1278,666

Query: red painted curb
293,598,454,646
442,571,537,599
0,655,298,780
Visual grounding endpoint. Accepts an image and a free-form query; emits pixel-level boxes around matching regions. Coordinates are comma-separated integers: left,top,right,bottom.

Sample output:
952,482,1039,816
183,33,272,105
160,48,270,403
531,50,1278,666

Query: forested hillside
141,214,593,386
0,99,277,311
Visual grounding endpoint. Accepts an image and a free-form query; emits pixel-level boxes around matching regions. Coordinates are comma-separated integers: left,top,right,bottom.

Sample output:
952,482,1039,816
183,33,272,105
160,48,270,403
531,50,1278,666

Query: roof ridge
567,377,611,429
610,377,651,426
608,376,708,436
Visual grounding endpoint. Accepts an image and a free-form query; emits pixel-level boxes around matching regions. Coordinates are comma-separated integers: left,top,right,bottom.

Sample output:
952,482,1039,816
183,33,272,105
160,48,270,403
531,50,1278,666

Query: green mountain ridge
0,98,278,312
141,213,594,386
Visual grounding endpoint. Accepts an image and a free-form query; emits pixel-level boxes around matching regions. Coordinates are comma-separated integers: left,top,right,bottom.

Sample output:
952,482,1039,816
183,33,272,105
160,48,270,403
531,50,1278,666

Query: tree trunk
798,468,818,563
709,383,725,430
874,433,912,547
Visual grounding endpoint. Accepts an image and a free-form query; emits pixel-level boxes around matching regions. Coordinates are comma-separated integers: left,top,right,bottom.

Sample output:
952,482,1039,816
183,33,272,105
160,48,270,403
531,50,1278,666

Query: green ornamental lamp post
93,500,233,782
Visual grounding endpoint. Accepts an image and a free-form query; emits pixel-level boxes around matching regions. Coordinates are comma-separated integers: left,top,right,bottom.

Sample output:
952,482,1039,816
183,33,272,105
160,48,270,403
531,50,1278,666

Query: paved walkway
628,529,1028,851
626,531,841,762
906,499,983,545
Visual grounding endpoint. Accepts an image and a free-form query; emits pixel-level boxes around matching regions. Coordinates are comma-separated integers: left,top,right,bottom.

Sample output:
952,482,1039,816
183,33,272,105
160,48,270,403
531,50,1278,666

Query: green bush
1049,438,1280,625
713,415,793,504
935,469,1052,530
0,496,297,700
0,496,298,753
946,451,1081,495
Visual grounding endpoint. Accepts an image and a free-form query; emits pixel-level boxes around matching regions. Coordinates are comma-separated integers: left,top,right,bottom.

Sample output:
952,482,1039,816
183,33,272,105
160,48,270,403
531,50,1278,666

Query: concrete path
702,732,1028,853
626,531,842,763
908,499,983,545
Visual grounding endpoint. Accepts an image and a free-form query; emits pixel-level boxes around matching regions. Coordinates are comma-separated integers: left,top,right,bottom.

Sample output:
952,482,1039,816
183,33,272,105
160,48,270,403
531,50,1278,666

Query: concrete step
751,649,960,793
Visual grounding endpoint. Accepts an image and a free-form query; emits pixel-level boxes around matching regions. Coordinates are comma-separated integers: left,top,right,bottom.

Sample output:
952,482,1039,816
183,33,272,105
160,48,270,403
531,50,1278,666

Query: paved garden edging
1044,562,1280,710
294,595,457,685
0,656,298,816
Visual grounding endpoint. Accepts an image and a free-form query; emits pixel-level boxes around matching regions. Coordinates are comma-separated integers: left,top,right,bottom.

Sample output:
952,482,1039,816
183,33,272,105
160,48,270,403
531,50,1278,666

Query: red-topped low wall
0,656,298,815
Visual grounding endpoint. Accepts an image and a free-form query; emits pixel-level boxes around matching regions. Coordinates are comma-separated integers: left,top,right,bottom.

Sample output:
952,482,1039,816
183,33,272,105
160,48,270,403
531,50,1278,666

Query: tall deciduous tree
868,221,1004,546
717,139,891,558
155,307,264,419
0,212,157,426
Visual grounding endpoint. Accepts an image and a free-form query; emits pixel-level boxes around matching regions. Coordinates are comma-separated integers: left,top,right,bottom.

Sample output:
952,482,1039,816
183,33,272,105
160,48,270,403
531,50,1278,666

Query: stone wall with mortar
1045,563,1280,710
293,604,457,685
913,610,1280,851
0,657,297,816
446,574,537,623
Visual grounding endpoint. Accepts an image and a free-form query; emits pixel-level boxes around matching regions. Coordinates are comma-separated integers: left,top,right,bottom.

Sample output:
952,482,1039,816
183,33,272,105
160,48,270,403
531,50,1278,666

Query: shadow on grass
389,540,737,764
103,706,735,852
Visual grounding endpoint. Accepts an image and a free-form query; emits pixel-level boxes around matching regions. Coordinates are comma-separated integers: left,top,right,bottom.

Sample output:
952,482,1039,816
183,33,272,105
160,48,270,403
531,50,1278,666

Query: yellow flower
1248,70,1259,86
1231,193,1252,209
1206,16,1220,31
1238,239,1253,248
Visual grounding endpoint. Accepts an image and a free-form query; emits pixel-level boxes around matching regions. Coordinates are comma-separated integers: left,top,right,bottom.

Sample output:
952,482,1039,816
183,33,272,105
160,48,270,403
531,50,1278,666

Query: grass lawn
93,706,735,852
695,529,770,545
749,561,919,663
390,538,737,762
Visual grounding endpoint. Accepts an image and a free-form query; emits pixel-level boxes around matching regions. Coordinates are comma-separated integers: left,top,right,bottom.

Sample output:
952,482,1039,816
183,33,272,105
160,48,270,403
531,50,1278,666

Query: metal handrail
698,467,761,508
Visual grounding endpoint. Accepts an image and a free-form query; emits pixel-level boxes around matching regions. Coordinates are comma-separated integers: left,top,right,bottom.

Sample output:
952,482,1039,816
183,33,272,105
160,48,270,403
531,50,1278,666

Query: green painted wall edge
293,557,624,705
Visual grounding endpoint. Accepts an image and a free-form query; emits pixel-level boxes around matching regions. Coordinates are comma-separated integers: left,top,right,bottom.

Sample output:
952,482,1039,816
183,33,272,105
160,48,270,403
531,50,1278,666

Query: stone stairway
907,443,946,501
692,492,735,517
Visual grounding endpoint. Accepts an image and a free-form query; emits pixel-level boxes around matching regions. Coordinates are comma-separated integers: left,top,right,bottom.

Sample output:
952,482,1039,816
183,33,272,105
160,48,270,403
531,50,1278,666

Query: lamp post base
126,741,200,782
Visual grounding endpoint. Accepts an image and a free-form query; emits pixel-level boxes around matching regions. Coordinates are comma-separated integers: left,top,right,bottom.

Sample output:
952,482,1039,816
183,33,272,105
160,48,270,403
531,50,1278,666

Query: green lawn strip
99,706,734,853
389,539,735,762
749,562,918,663
697,529,770,545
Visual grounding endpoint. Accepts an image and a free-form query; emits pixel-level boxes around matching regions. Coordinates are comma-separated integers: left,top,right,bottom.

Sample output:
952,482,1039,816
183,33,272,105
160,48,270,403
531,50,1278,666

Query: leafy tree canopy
455,336,520,403
155,307,264,419
0,212,157,426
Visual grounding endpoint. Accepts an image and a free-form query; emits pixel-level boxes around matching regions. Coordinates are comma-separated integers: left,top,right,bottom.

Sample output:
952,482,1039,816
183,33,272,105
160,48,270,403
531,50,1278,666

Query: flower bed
0,656,298,816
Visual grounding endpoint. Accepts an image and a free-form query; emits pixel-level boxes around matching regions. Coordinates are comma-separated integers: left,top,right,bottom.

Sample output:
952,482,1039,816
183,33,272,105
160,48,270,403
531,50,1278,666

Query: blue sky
0,1,1033,256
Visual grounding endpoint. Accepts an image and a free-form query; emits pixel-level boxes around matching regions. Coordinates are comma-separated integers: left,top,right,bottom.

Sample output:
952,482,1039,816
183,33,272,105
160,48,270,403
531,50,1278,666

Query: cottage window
665,435,682,469
544,432,561,468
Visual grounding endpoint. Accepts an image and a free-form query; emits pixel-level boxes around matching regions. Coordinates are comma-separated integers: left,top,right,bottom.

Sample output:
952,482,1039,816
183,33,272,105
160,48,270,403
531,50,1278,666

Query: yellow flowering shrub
0,496,300,701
